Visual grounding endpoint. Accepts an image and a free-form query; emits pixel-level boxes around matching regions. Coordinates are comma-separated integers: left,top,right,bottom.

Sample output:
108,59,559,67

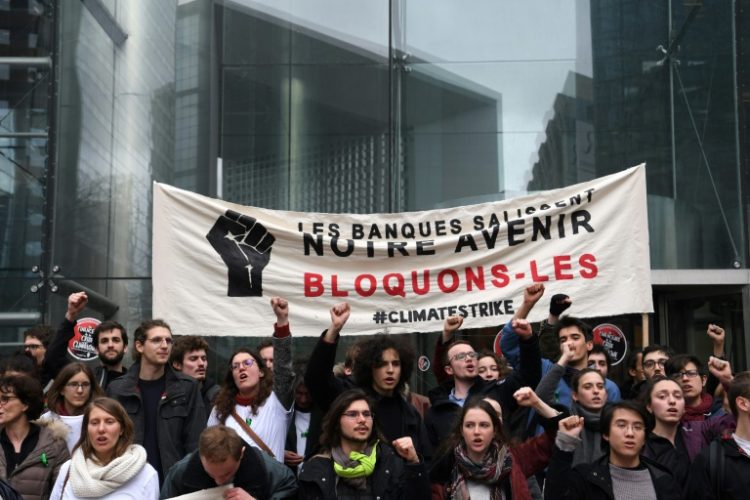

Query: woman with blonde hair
40,363,104,452
50,397,158,499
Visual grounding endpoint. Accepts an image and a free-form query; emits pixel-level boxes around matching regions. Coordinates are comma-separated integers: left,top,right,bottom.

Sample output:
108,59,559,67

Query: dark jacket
106,363,206,479
305,333,432,461
424,334,541,448
160,442,297,499
544,446,682,500
685,435,750,500
642,431,690,486
298,442,430,500
201,377,220,409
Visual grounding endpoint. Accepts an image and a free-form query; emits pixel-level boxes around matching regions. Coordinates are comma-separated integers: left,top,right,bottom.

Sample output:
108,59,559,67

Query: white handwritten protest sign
153,164,652,336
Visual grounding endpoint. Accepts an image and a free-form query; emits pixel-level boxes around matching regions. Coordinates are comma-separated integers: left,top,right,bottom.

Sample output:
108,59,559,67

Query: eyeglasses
643,359,668,369
670,370,700,380
451,351,479,362
231,358,255,371
0,395,18,406
65,382,92,391
341,410,374,419
613,420,645,432
24,344,43,351
146,336,173,346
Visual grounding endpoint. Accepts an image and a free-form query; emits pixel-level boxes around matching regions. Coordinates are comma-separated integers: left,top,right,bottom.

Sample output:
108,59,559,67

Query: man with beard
297,389,430,499
170,335,220,408
305,303,433,460
41,291,128,389
90,319,129,386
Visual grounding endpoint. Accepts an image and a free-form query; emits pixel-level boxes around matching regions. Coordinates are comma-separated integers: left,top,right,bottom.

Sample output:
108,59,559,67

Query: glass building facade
1,0,749,386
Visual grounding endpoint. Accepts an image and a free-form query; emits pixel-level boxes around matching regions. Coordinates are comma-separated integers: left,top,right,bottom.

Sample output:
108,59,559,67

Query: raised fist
330,303,351,330
511,318,533,339
271,297,289,323
706,324,725,344
206,210,275,297
549,293,572,317
66,292,88,322
708,356,733,385
443,315,464,341
558,415,584,438
524,284,545,305
392,436,419,464
513,387,540,408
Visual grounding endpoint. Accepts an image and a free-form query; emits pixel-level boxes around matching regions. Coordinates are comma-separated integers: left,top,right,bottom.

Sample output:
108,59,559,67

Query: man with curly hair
170,335,220,408
305,303,432,461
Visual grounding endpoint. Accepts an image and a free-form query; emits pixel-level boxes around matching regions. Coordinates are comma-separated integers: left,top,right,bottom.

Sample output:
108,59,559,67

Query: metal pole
0,57,52,67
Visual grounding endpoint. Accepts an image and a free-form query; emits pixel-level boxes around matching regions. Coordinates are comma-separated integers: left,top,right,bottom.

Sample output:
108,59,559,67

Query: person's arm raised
305,303,351,409
322,303,351,344
41,292,88,385
433,315,463,383
271,297,295,409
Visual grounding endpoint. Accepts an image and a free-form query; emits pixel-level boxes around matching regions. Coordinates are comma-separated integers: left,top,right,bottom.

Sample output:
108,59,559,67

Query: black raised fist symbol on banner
206,210,275,297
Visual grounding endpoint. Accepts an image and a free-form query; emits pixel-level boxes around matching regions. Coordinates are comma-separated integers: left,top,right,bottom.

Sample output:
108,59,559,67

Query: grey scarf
571,402,606,466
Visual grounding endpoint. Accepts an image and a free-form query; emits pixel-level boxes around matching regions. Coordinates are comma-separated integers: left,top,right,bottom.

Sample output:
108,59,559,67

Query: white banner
153,164,652,337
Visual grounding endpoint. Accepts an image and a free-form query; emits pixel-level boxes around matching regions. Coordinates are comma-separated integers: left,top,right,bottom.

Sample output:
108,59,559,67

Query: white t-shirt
733,433,750,456
294,410,312,456
40,411,84,452
466,480,493,500
208,391,292,462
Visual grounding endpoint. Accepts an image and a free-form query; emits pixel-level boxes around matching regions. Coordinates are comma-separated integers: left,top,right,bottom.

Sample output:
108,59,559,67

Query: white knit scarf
68,444,147,497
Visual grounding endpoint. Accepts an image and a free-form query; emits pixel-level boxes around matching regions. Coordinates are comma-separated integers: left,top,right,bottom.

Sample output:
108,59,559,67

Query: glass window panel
669,1,743,269
219,4,391,213
396,0,741,269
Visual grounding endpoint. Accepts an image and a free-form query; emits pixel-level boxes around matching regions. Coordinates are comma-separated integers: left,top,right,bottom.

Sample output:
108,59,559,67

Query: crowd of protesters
0,285,747,499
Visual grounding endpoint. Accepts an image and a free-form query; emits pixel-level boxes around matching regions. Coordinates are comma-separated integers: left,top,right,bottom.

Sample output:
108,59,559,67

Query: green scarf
333,441,378,478
331,441,378,490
